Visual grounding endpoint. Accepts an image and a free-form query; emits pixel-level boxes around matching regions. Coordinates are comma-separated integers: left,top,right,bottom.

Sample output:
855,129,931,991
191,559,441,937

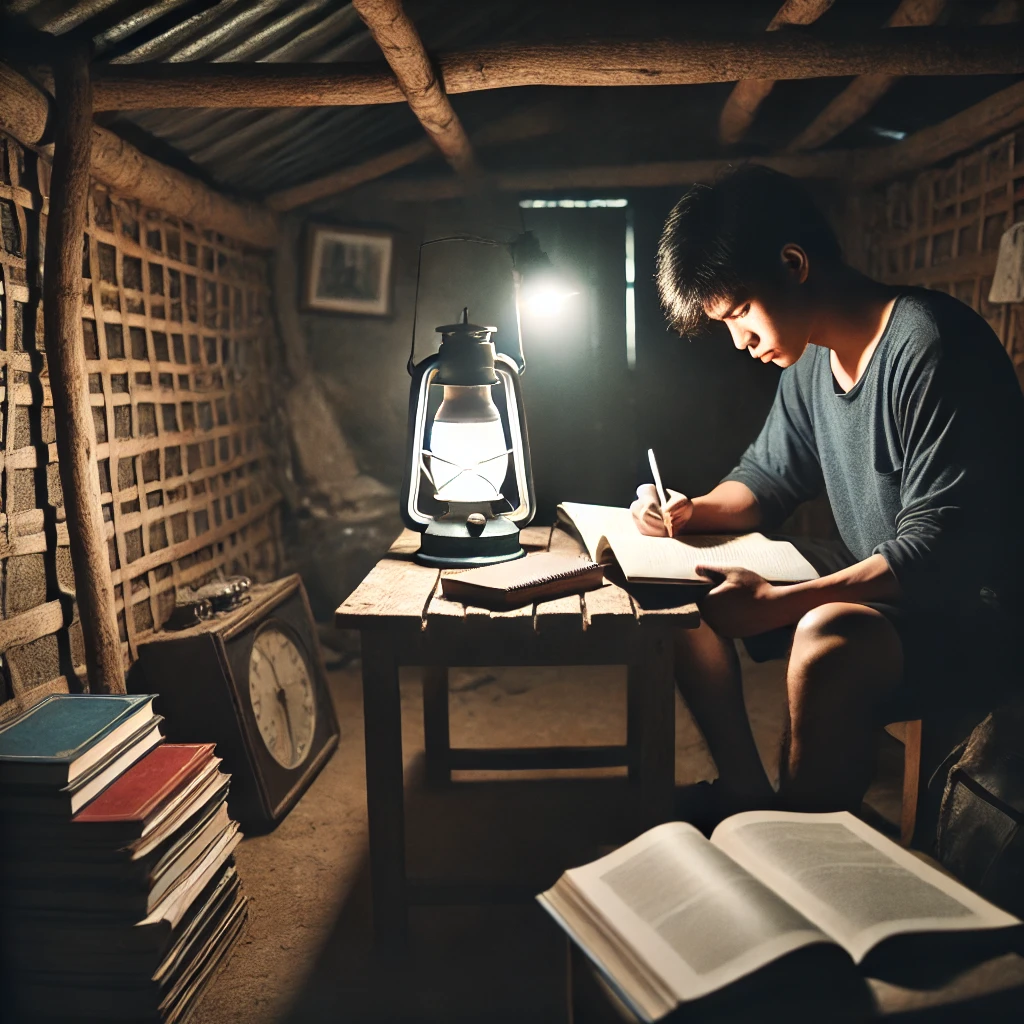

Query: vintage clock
133,575,338,831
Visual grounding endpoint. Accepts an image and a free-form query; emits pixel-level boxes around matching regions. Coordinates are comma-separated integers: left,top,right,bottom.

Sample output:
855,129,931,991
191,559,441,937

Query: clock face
248,626,317,770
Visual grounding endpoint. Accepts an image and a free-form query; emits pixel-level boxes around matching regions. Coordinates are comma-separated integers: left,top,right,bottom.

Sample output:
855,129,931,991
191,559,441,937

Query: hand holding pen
629,449,694,537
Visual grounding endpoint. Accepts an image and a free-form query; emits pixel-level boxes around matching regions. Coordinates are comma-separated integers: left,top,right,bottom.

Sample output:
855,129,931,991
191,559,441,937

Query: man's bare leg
674,621,775,809
781,602,903,812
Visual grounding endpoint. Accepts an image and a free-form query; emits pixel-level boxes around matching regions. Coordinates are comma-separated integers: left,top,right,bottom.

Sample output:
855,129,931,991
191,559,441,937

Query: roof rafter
350,0,477,178
361,150,855,201
266,102,563,212
352,76,1024,200
853,77,1024,184
718,0,835,147
786,0,947,154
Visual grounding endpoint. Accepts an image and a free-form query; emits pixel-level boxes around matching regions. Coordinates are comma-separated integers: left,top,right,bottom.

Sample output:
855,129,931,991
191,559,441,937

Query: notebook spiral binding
504,557,599,591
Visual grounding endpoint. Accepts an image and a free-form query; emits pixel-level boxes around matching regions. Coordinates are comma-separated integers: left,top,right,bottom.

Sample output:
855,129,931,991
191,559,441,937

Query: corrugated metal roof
5,1,1021,202
7,0,554,198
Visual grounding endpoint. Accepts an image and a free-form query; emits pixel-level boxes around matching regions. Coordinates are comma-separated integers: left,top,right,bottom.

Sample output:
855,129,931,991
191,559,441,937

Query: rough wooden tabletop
334,525,699,632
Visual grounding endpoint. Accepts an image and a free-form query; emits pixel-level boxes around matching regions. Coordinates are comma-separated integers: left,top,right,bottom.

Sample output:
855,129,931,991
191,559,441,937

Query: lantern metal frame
399,236,539,568
401,350,535,532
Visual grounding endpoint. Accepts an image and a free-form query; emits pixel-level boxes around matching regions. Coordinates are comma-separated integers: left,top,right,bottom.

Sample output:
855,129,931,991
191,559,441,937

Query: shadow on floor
194,657,904,1024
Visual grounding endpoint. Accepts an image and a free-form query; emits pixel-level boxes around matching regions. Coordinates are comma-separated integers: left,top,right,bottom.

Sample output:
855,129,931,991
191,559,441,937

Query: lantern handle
407,234,522,376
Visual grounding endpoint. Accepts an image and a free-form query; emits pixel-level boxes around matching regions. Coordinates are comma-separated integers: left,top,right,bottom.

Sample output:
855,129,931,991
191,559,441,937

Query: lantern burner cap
434,306,499,386
435,306,496,339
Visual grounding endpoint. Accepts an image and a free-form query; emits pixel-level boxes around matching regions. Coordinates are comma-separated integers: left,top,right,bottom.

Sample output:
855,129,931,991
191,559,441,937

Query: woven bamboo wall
0,129,282,719
859,127,1024,383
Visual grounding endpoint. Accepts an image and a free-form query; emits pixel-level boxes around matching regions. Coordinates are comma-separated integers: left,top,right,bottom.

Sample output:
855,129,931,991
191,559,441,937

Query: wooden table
335,524,699,945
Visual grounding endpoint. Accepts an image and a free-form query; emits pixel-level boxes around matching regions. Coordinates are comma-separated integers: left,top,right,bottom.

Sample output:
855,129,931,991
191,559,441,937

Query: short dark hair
656,165,843,336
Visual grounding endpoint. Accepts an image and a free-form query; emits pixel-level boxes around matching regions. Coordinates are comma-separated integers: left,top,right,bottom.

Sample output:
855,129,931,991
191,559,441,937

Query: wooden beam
90,62,403,112
1,62,278,249
90,25,1024,111
363,149,855,202
268,137,433,212
88,126,279,248
0,62,50,144
265,102,563,212
718,0,835,146
42,46,125,694
786,0,947,153
351,0,477,177
854,79,1024,185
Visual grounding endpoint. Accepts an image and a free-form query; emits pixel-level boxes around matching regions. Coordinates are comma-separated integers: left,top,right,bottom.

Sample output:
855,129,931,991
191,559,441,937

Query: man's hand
696,566,789,638
630,484,693,537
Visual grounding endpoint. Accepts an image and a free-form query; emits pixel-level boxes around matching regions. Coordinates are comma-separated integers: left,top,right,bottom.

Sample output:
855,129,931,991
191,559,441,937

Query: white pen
647,448,672,534
648,448,668,507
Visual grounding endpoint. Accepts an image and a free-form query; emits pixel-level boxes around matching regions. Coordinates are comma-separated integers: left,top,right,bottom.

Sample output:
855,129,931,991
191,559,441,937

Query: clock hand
266,658,295,761
276,687,293,735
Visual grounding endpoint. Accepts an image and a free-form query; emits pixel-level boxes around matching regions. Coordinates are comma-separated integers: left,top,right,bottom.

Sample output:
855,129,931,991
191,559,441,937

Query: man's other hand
630,484,693,537
696,566,785,637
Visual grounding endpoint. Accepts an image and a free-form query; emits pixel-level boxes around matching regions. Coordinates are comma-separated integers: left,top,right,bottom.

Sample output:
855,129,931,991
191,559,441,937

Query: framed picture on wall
303,225,394,316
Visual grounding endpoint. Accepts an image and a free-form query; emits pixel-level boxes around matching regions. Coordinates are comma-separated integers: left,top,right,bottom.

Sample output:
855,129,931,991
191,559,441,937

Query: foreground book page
539,821,830,1020
710,811,1019,964
557,502,818,585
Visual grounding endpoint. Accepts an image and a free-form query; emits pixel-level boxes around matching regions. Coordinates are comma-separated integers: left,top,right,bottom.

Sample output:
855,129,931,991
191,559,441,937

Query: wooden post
42,47,125,694
351,0,478,178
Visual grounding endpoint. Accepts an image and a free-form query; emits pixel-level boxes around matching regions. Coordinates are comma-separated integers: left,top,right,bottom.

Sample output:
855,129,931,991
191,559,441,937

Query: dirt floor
191,643,904,1024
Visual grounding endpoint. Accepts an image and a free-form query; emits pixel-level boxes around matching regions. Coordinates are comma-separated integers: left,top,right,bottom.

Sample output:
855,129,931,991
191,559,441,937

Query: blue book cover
0,694,156,785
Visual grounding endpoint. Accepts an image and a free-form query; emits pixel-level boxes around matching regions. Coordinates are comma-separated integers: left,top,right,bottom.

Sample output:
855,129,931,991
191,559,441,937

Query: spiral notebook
440,553,605,610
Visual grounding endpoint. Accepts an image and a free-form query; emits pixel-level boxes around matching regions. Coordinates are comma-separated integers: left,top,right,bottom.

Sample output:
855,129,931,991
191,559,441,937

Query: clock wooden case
132,575,338,831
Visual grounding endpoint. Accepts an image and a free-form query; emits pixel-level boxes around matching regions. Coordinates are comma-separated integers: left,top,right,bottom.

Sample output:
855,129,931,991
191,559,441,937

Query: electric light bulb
428,385,509,503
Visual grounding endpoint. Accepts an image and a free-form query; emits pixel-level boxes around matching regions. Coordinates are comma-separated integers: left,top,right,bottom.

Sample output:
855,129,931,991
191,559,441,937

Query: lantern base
416,515,525,568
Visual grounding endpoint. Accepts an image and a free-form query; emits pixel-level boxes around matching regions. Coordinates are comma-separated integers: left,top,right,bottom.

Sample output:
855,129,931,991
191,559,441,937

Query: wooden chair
887,709,984,848
885,719,926,846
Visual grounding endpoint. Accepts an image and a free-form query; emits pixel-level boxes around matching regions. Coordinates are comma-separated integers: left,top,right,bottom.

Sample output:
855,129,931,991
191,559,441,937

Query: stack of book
0,693,247,1023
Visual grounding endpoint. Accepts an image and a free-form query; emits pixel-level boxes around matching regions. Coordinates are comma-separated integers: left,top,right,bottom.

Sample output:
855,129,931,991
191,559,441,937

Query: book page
557,503,819,584
711,811,1019,964
544,821,830,1014
557,502,635,562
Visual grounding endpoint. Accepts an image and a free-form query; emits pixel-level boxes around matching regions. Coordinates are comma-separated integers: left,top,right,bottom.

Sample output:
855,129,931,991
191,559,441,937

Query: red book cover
73,743,216,825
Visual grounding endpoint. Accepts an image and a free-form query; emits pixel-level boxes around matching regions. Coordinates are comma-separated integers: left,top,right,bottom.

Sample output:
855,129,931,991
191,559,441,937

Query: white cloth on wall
989,221,1024,304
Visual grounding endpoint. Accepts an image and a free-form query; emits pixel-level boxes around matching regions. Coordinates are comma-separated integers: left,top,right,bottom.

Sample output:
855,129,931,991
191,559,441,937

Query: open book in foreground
539,811,1019,1023
557,502,819,586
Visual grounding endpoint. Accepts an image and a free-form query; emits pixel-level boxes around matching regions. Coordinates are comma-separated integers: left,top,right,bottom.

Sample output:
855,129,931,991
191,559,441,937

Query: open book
558,502,818,586
539,811,1019,1022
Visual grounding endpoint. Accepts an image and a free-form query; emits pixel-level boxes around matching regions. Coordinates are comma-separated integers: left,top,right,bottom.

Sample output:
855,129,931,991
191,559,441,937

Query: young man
634,166,1024,816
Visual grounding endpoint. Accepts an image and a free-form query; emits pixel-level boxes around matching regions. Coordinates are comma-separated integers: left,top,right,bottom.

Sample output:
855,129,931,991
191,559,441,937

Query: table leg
422,665,450,785
626,660,643,783
361,630,407,947
627,630,676,827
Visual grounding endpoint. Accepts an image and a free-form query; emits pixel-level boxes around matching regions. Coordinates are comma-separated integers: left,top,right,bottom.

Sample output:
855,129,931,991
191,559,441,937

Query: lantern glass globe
428,385,509,503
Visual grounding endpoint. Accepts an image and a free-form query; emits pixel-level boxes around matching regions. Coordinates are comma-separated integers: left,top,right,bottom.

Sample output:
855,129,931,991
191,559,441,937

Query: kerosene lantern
401,306,535,568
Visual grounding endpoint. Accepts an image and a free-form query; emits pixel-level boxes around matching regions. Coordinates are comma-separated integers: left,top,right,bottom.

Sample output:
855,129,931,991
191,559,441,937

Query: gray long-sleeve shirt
724,289,1024,613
